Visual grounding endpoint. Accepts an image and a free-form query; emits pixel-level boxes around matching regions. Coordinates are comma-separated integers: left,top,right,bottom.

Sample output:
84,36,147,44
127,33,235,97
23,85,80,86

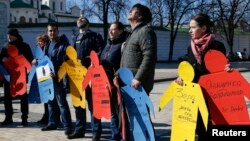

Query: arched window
19,16,26,23
29,18,32,23
53,1,55,12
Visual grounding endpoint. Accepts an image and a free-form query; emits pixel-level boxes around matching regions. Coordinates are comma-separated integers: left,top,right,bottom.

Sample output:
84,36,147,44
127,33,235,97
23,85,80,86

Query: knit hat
8,28,19,37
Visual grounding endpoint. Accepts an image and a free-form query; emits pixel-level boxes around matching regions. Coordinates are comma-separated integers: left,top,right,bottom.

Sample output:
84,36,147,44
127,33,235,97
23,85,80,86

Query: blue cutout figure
0,64,10,82
28,47,55,103
117,67,155,141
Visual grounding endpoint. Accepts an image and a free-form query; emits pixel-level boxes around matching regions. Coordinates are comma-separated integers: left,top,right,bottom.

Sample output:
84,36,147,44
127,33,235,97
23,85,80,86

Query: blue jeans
47,78,72,128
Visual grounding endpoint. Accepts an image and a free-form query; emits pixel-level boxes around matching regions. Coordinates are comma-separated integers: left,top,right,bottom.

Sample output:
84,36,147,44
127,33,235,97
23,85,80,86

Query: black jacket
100,31,127,83
185,40,226,82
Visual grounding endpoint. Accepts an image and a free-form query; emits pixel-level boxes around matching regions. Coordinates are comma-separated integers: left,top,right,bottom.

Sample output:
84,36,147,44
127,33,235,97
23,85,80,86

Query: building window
14,17,16,22
53,1,55,12
19,16,26,23
60,2,63,11
35,18,37,23
29,18,32,23
26,11,28,14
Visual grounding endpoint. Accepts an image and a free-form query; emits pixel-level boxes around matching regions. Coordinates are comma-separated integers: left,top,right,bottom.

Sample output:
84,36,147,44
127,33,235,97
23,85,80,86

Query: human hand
175,77,183,86
132,79,141,89
224,63,233,72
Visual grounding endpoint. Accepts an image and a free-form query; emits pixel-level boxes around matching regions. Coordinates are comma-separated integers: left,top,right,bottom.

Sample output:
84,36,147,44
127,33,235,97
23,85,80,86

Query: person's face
47,25,59,41
7,34,17,42
189,19,207,39
37,40,46,47
77,17,88,29
128,7,141,22
109,24,123,41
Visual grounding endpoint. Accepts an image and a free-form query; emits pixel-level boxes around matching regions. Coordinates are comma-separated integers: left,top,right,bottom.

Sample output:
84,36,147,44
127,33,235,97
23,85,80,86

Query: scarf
191,33,215,64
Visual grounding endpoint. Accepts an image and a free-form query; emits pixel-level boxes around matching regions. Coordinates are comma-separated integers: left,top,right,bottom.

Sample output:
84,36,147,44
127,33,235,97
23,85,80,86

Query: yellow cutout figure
58,46,87,108
159,61,208,141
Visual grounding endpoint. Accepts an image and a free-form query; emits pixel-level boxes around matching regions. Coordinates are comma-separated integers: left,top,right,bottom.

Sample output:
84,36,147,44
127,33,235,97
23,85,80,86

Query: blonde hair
36,34,48,43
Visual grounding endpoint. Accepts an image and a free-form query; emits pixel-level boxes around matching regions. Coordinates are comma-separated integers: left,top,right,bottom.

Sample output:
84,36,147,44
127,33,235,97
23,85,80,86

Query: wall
5,25,250,61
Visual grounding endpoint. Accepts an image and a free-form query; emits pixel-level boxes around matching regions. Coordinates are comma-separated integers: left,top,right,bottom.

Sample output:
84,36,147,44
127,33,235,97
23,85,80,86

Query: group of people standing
0,2,233,141
0,3,157,141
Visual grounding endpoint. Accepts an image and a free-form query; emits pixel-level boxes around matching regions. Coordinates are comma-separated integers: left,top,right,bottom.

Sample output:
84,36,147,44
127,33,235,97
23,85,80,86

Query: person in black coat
0,28,34,126
175,13,232,141
99,21,127,141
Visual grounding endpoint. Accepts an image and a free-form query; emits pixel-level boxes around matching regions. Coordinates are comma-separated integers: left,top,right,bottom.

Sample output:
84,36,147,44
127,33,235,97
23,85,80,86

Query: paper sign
118,67,155,141
82,50,111,120
36,62,51,82
4,45,31,97
58,46,87,108
199,50,250,125
159,61,208,141
28,47,54,103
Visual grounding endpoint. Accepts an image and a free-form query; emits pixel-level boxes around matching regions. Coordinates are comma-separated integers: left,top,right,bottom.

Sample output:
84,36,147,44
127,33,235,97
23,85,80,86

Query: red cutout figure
82,51,111,120
3,45,31,97
199,50,250,125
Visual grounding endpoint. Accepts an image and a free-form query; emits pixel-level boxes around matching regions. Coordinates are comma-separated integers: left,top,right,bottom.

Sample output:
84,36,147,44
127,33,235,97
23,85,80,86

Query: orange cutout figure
199,50,250,125
82,50,111,120
159,61,208,141
58,46,87,108
3,45,31,97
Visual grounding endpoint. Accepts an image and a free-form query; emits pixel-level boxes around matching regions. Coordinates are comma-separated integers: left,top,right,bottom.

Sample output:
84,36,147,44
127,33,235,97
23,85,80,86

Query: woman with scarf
175,13,231,141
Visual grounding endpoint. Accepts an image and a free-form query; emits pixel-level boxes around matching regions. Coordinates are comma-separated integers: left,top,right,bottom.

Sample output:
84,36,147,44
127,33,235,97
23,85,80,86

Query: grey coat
120,22,157,94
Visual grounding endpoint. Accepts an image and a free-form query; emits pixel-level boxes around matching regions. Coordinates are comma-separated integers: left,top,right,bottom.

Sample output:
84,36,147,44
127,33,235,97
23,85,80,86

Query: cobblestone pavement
0,62,249,141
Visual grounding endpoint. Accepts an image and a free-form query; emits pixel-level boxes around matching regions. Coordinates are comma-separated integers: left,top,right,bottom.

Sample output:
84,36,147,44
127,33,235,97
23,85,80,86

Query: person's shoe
64,127,73,135
1,119,13,126
67,132,85,139
92,135,100,141
41,124,57,131
36,117,48,124
21,119,28,126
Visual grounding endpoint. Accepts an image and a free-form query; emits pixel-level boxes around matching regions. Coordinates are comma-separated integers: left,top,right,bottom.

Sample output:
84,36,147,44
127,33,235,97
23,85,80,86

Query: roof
10,0,33,9
41,5,50,10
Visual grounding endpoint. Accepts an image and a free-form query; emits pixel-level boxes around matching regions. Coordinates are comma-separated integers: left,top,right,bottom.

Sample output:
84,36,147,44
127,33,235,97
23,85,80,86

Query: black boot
21,118,28,126
37,114,48,124
1,117,13,126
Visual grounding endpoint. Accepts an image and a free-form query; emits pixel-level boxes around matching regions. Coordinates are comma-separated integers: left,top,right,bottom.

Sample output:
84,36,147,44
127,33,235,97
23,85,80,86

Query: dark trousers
3,80,28,120
85,86,102,138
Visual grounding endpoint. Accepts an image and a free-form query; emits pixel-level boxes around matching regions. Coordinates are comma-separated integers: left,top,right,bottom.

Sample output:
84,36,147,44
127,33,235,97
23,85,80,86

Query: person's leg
110,88,121,140
1,80,13,125
20,93,29,126
37,103,48,124
41,94,60,130
55,80,72,134
67,106,86,139
85,86,102,141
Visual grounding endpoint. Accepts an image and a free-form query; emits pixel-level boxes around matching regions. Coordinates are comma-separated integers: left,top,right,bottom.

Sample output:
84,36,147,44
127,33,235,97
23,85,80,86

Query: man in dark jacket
120,3,157,94
41,23,72,135
67,16,104,140
0,28,33,126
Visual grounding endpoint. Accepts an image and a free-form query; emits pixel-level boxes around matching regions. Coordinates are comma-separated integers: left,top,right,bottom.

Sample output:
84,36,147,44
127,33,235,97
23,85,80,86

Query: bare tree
109,0,130,22
145,0,168,27
85,0,130,42
166,0,197,61
214,0,250,54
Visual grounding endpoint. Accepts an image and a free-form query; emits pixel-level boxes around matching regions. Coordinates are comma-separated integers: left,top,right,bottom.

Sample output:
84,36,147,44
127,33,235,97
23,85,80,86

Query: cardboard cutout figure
199,50,250,125
3,45,31,97
117,67,155,141
0,64,10,82
159,61,208,141
82,50,111,119
58,46,87,108
28,47,55,103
